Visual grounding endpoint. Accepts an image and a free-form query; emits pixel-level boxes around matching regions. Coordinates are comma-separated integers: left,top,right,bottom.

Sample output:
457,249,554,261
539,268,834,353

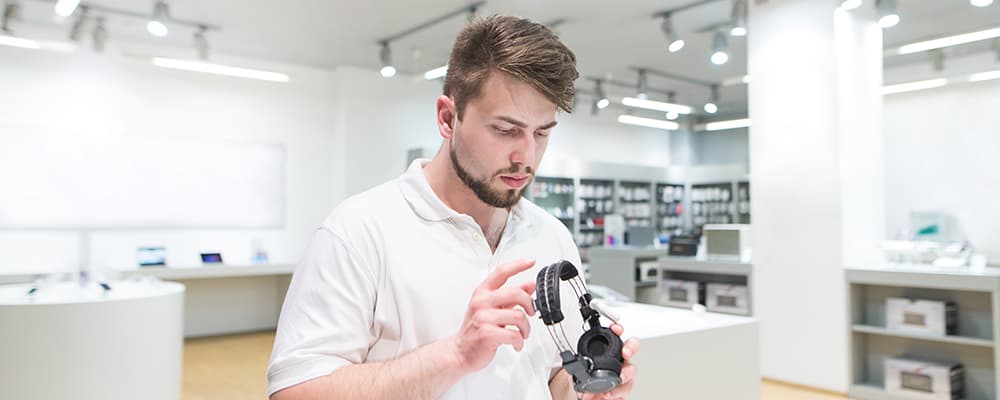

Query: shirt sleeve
267,226,379,396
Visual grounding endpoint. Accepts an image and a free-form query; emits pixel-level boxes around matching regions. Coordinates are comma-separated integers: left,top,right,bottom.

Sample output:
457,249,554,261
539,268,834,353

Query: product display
705,283,749,315
886,297,958,336
137,246,167,267
691,183,735,235
885,357,964,400
655,183,685,235
668,235,700,257
530,176,576,232
534,260,625,393
200,252,223,264
578,179,615,248
736,181,751,224
660,279,701,308
618,181,653,228
703,224,752,262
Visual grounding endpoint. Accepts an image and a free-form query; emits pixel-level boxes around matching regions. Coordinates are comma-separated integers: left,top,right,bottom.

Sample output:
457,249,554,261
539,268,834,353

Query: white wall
0,47,344,274
693,128,749,166
883,75,1000,261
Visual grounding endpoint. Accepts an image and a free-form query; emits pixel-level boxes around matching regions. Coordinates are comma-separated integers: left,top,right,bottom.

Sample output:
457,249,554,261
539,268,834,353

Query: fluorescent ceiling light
54,0,81,17
840,0,863,10
703,118,752,131
151,58,290,82
0,35,75,52
424,65,447,80
971,0,994,7
621,97,693,114
893,27,1000,55
617,115,679,131
881,78,947,95
969,70,1000,82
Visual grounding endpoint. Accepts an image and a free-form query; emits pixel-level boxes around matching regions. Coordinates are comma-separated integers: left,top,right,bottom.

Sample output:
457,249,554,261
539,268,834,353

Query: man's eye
535,131,550,137
497,127,516,135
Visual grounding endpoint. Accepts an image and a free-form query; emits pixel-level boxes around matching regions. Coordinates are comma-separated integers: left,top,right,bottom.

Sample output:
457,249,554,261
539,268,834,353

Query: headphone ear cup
577,327,624,375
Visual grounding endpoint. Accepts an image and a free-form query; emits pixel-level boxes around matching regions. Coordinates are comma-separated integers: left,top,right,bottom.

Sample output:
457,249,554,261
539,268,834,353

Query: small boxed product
660,279,701,309
887,297,957,336
885,357,964,400
705,283,749,315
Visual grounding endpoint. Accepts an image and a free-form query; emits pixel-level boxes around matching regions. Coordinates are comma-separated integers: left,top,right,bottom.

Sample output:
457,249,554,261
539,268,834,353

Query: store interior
2,0,1000,399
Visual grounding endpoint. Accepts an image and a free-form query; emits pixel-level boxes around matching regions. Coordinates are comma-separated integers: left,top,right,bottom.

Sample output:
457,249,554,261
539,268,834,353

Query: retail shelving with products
655,183,685,236
690,182,734,235
846,265,1000,400
736,181,751,224
528,176,576,232
617,181,653,229
577,179,615,248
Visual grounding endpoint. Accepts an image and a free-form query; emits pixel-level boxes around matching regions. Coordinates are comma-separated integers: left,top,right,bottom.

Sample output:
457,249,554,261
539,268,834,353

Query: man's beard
450,145,533,209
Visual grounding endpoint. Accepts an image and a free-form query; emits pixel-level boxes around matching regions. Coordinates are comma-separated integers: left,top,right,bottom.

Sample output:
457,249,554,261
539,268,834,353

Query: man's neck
423,154,509,249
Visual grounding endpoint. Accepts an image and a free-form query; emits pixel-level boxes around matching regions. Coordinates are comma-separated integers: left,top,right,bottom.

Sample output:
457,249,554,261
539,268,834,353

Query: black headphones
534,260,624,393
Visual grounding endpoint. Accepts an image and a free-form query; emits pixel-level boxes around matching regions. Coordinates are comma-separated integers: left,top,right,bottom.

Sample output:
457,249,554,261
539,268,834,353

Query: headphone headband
534,259,580,325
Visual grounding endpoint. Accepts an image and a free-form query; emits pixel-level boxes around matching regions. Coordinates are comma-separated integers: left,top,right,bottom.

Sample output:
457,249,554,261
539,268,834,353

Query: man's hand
448,259,538,373
583,323,640,400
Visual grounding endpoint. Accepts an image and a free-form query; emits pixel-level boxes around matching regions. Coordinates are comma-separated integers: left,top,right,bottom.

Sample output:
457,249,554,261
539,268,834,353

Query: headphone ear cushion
577,327,624,375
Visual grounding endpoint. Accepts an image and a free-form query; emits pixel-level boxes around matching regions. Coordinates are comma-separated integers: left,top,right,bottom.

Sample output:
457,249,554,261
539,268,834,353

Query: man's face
449,72,559,209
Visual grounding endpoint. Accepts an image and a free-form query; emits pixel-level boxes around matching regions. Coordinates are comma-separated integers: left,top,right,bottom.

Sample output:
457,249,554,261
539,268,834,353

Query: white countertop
114,263,296,280
604,301,756,340
0,280,184,305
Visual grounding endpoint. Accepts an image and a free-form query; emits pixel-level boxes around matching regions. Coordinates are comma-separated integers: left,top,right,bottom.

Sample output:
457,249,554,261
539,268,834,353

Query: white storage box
660,279,700,309
705,283,749,315
885,357,964,400
887,297,957,336
703,224,752,262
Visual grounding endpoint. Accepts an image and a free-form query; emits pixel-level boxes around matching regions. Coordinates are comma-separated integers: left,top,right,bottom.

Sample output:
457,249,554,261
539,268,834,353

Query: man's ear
436,95,457,140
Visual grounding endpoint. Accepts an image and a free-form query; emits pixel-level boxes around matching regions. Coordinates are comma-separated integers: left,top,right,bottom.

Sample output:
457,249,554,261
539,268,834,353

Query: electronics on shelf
885,357,964,400
660,279,702,309
705,283,750,315
887,297,958,336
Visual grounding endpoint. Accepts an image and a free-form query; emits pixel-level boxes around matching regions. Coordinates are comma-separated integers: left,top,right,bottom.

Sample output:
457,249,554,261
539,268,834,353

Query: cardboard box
886,357,964,400
887,297,957,336
660,279,701,309
705,283,749,315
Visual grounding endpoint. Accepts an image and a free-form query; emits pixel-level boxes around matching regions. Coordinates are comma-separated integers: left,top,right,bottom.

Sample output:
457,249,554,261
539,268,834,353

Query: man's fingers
491,286,536,316
482,309,531,339
622,337,640,360
488,326,526,351
605,376,634,399
620,361,637,383
482,259,535,290
519,280,536,296
610,323,624,336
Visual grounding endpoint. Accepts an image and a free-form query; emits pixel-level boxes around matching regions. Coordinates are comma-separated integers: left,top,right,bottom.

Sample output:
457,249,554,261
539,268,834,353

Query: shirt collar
398,159,531,231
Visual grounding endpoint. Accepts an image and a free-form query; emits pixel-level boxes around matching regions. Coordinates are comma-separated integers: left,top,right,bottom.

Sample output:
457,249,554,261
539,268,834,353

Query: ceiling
11,0,1000,118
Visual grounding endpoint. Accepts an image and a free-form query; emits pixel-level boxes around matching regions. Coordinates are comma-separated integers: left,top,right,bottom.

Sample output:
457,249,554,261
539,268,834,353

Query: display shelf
852,324,995,348
847,265,1000,400
577,178,615,248
529,176,576,232
736,181,751,224
655,182,685,235
657,256,754,316
690,182,735,235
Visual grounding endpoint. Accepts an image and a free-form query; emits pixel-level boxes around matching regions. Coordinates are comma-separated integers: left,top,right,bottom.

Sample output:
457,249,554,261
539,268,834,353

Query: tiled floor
183,331,848,400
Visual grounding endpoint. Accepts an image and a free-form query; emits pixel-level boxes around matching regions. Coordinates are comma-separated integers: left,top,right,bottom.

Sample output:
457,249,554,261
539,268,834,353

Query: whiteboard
0,137,285,229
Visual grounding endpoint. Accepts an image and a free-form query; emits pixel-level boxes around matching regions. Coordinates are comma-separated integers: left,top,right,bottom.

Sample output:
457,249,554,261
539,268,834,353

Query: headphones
533,260,624,393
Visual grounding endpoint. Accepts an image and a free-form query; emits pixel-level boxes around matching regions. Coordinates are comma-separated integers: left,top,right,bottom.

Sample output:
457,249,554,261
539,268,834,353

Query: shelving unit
577,178,615,248
846,265,1000,400
657,256,754,316
736,181,751,224
690,182,735,235
617,180,654,229
655,182,685,237
529,176,576,232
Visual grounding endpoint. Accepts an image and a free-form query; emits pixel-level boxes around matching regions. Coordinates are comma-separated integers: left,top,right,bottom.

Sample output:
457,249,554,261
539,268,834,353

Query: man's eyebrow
494,116,558,130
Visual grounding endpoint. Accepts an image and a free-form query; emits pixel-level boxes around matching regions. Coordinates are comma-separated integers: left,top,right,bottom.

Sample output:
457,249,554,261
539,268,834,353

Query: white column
747,0,884,392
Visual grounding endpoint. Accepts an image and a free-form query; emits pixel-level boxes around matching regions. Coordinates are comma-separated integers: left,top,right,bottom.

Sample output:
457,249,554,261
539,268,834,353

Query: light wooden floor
183,332,849,400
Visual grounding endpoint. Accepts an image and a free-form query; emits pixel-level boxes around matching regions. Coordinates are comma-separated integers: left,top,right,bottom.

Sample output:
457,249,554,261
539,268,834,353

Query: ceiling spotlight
379,41,396,78
424,65,448,80
876,0,900,29
730,0,747,37
147,1,169,37
68,5,88,41
711,31,730,65
92,16,107,52
54,0,80,17
704,85,720,114
971,0,994,7
595,80,610,109
665,91,680,120
194,25,209,60
2,1,20,34
665,111,680,120
636,69,649,100
661,13,685,53
840,0,863,10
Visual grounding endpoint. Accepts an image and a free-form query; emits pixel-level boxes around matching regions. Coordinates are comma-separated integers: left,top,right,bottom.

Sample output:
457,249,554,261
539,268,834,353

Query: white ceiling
12,0,1000,117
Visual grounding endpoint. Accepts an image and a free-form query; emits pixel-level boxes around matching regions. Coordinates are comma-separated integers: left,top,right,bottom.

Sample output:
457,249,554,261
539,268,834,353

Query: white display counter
613,302,760,400
0,280,184,400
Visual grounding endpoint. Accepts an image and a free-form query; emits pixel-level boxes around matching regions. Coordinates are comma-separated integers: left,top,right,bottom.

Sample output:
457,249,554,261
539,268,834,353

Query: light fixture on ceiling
710,31,729,65
665,91,680,120
704,84,720,114
68,5,87,41
661,13,685,53
595,80,610,109
636,69,649,100
424,65,447,80
379,41,396,78
840,0,863,10
701,118,751,131
730,0,747,37
971,0,994,7
54,0,80,18
892,27,1000,55
2,1,20,34
618,115,680,131
876,0,899,29
147,1,170,37
969,70,1000,82
194,25,209,60
621,97,693,114
881,78,947,95
151,57,291,82
92,16,107,52
0,34,75,52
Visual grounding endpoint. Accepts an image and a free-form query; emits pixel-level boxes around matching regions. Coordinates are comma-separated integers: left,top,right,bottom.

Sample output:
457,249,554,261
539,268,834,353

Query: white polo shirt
268,159,585,399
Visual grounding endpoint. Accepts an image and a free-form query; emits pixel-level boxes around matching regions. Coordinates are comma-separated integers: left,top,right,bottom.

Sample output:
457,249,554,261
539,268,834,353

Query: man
268,15,639,400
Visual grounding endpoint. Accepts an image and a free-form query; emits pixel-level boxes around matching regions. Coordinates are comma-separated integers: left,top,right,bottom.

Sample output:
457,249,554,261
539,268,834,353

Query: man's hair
443,15,579,119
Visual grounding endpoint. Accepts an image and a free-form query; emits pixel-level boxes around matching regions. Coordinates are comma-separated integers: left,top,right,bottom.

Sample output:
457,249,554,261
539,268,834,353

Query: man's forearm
271,338,467,400
549,369,578,400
